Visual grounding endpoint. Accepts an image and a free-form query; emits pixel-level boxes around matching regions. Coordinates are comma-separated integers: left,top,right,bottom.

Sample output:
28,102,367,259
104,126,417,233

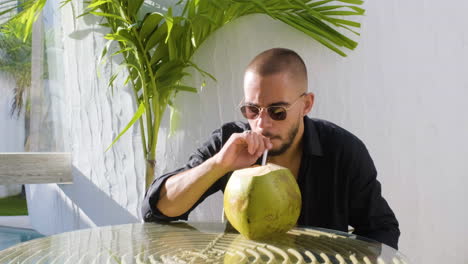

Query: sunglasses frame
239,93,307,121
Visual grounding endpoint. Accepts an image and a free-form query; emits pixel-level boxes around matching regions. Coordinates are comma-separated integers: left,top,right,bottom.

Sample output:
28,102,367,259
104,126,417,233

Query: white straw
261,149,268,166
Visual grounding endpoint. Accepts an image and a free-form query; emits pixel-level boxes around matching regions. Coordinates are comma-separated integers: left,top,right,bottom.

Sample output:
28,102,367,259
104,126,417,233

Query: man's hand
157,130,272,217
213,131,272,173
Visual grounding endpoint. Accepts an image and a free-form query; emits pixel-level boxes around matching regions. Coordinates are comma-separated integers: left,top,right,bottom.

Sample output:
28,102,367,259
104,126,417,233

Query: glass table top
0,222,409,263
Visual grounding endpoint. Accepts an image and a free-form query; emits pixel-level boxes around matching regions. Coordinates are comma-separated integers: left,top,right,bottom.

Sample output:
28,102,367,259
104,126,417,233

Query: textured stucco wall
24,0,468,263
0,73,25,153
26,1,144,235
0,72,24,197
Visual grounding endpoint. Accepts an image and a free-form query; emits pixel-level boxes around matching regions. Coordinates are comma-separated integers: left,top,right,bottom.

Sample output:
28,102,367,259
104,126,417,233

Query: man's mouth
262,133,281,140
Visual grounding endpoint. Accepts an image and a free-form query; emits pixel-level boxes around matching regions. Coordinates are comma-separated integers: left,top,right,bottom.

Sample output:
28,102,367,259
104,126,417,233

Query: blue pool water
0,226,44,251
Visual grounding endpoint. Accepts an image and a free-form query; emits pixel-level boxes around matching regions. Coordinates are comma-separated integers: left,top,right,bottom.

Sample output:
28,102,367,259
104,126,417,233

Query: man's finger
263,136,273,150
243,131,255,155
253,133,262,155
256,134,266,157
251,133,260,155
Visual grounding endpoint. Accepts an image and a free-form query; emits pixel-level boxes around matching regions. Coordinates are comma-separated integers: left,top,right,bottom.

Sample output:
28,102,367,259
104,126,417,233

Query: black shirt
142,117,400,249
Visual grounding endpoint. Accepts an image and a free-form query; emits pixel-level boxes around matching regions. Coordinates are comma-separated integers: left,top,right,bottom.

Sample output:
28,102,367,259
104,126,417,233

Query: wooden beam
0,153,72,184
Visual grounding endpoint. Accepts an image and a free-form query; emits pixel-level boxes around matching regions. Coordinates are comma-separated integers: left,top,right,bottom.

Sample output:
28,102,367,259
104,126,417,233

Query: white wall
26,0,468,263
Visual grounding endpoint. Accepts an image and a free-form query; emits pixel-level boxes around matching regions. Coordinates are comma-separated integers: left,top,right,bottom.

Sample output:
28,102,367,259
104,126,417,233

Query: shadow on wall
59,166,139,226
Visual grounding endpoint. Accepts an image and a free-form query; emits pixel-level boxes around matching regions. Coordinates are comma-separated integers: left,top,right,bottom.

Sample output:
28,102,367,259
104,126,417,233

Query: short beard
268,121,300,156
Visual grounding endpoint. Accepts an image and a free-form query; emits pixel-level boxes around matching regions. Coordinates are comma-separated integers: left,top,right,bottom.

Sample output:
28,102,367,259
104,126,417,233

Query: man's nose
257,108,273,129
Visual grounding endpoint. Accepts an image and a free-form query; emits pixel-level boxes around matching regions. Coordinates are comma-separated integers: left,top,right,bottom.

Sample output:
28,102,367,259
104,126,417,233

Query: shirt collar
302,116,323,157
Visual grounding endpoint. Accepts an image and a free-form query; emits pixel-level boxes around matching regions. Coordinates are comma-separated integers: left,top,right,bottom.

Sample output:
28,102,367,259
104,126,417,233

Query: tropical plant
0,0,47,41
0,18,32,117
0,0,48,119
1,0,365,191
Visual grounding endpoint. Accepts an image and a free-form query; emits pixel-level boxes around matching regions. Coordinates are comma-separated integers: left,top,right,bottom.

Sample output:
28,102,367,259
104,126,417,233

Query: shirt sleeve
348,140,401,249
141,127,226,222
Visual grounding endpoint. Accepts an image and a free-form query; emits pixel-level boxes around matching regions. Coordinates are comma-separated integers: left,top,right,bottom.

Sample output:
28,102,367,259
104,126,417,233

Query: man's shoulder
307,117,357,138
212,121,250,143
220,120,250,132
306,117,365,152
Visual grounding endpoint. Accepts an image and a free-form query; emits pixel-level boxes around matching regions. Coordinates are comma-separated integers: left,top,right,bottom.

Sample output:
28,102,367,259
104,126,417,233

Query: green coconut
223,163,302,240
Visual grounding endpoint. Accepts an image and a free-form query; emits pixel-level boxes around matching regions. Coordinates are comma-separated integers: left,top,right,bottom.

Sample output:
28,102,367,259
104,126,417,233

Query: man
142,48,400,249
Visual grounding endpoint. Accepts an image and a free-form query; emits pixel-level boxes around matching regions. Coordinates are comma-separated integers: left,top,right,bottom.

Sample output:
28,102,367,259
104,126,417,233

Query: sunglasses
240,93,306,121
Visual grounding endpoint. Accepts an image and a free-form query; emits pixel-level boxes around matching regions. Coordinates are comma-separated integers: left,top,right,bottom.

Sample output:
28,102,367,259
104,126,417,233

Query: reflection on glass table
0,221,409,263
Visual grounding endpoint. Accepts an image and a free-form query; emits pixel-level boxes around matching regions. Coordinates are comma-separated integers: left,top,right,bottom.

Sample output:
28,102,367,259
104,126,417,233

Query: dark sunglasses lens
268,106,287,120
240,105,259,119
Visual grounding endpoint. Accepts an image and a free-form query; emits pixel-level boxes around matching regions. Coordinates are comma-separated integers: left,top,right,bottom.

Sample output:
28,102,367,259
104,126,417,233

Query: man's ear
303,92,314,116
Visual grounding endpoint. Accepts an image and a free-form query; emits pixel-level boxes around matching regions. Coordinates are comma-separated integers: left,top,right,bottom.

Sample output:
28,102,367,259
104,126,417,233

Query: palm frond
0,0,47,42
0,19,32,118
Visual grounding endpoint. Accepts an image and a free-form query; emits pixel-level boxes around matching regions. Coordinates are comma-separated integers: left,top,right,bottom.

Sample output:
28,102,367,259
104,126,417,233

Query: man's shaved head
245,48,308,92
242,48,314,157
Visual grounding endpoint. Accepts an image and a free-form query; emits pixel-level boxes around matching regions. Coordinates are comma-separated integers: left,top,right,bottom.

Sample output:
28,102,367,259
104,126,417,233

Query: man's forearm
156,156,228,217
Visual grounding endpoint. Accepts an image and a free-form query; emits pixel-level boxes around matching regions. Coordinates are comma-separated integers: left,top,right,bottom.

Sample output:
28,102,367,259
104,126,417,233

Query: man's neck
269,142,302,166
